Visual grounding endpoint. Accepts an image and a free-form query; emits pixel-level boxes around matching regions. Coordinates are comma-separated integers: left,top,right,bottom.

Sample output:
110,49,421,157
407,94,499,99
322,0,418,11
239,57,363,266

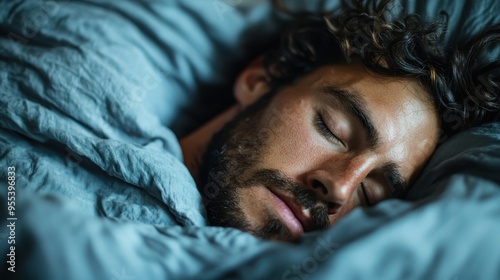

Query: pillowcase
407,122,500,200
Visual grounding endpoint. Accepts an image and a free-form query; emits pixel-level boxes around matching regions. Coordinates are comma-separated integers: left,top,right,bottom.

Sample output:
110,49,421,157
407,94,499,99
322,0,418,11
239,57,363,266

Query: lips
268,189,313,238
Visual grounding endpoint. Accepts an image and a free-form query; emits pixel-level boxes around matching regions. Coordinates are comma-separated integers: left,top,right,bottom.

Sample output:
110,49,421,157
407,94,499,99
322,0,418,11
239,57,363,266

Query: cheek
258,107,318,175
266,133,312,173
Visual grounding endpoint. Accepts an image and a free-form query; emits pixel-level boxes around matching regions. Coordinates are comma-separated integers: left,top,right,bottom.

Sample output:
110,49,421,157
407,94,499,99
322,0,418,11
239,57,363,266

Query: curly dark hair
265,0,500,140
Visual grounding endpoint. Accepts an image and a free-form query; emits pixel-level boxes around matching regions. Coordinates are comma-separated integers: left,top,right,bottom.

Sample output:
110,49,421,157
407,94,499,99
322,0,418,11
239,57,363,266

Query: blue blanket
1,0,500,279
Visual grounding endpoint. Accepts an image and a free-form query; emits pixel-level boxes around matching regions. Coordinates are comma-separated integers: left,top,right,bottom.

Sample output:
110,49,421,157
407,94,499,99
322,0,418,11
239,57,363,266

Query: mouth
267,188,313,238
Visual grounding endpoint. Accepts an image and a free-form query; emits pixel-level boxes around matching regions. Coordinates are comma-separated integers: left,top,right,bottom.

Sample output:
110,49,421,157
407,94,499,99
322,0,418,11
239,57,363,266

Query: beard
198,93,329,241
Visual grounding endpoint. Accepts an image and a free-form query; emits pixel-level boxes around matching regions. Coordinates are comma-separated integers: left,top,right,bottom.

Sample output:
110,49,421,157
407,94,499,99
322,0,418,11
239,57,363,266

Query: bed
1,0,499,279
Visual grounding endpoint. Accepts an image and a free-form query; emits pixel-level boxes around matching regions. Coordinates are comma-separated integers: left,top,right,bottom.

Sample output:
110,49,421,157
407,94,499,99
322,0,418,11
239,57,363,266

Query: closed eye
315,113,343,146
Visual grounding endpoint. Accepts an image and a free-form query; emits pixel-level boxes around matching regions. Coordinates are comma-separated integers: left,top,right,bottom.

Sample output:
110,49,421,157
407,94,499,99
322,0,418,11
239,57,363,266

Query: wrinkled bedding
1,0,500,279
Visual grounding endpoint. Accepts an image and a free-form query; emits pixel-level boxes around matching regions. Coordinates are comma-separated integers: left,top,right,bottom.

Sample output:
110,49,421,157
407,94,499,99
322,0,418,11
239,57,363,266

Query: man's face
202,62,439,241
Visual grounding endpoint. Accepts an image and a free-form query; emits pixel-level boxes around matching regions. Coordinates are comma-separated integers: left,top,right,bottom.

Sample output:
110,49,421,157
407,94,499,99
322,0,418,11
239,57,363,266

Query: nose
305,157,373,214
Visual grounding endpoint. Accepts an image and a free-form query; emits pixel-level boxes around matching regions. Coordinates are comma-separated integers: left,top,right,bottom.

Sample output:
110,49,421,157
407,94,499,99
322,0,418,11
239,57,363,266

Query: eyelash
315,114,342,145
359,183,372,206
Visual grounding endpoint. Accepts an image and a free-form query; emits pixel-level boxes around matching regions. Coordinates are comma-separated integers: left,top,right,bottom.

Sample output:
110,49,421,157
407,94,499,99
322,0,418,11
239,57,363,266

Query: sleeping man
180,1,500,241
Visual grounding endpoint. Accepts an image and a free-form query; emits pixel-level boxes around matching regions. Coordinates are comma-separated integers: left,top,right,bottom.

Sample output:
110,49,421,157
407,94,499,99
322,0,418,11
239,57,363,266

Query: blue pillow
407,122,500,200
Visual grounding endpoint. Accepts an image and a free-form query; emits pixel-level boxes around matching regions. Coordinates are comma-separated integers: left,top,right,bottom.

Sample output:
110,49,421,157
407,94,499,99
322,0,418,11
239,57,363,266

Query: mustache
245,169,330,230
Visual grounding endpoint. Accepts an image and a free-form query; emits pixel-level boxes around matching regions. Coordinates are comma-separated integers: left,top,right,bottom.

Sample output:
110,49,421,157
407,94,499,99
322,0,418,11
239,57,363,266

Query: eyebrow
319,85,408,196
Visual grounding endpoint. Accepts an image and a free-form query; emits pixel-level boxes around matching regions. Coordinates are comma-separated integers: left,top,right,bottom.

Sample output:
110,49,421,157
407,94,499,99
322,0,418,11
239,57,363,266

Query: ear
233,56,270,109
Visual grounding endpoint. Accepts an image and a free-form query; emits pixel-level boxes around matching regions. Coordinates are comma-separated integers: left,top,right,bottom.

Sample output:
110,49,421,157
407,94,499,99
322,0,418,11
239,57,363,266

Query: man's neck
180,104,240,182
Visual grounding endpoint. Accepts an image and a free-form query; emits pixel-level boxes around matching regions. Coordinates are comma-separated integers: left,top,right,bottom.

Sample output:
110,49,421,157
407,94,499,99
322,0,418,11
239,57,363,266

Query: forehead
298,63,439,182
